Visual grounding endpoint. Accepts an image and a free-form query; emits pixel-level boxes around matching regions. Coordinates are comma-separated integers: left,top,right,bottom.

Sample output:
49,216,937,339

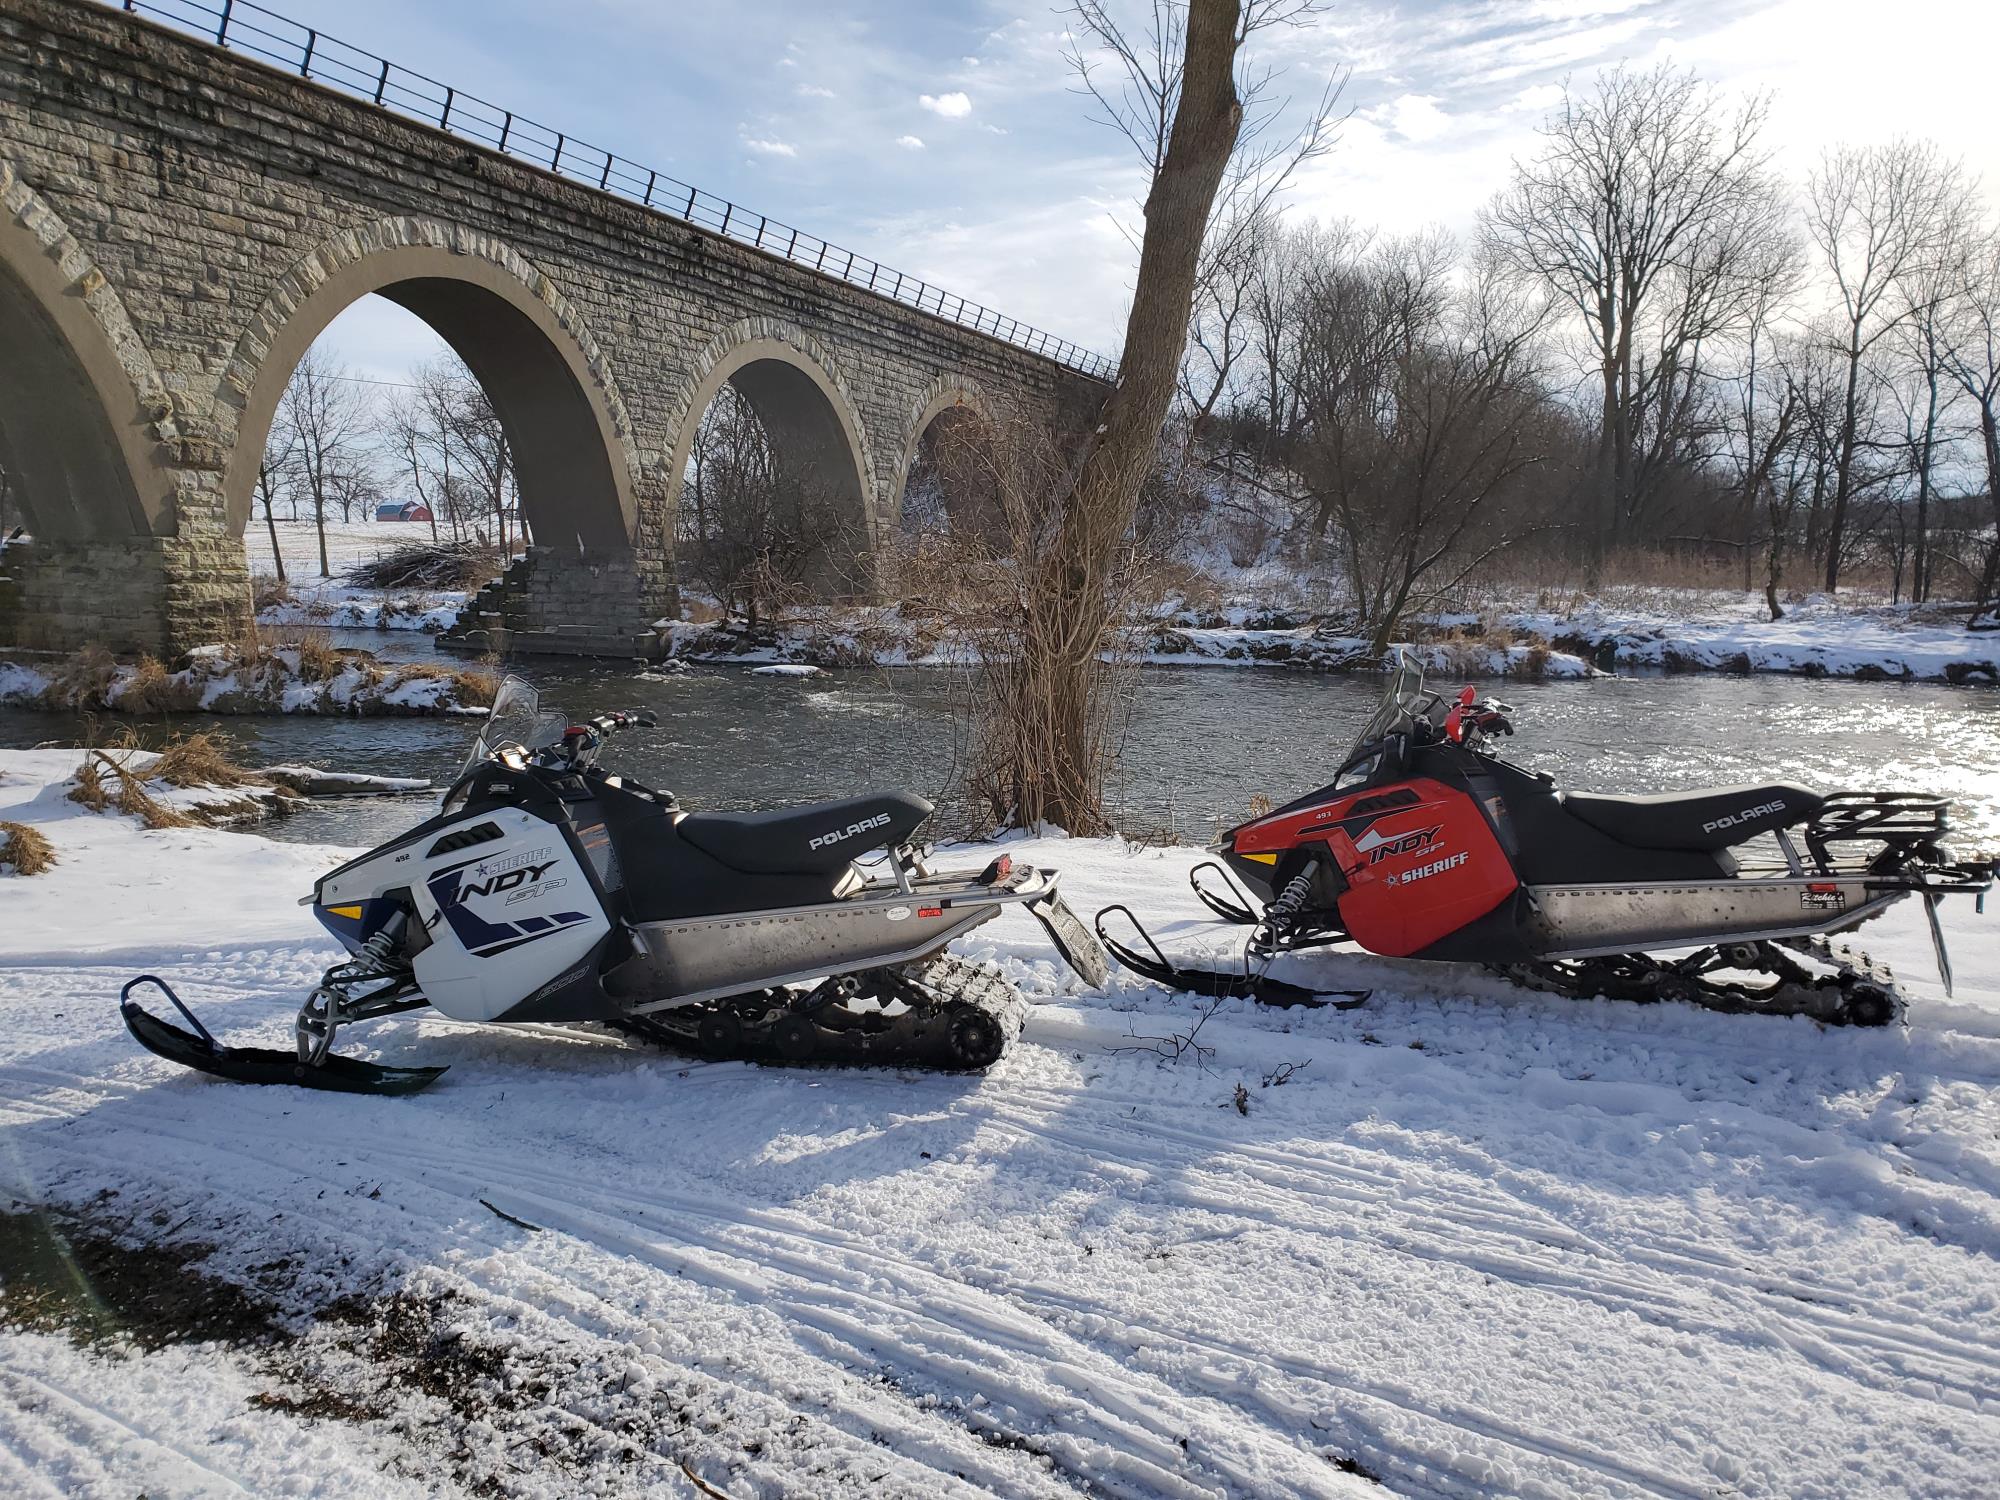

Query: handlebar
546,706,658,769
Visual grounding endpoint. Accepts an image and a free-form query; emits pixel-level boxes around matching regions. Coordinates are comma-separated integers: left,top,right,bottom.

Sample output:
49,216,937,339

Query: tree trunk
1914,364,1938,604
1980,405,2000,604
264,500,286,585
1823,335,1863,593
1012,0,1245,833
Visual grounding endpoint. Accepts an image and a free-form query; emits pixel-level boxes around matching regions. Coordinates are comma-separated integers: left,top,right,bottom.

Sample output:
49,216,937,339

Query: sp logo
1352,823,1443,865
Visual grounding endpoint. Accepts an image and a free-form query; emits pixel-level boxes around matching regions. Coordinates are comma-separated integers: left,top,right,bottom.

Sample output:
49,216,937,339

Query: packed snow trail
4,756,2000,1496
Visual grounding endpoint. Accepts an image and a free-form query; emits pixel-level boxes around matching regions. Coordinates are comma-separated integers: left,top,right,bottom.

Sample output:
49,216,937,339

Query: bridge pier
440,539,678,660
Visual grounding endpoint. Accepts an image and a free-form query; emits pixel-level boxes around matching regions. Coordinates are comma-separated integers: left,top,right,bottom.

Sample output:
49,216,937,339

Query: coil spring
1248,861,1317,967
1265,862,1318,926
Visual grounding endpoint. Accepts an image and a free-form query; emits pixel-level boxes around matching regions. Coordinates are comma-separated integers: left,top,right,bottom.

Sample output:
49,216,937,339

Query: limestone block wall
0,0,1107,657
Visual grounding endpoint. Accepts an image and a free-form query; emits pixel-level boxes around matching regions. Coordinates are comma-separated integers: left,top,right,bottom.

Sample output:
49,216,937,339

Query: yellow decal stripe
1241,851,1279,865
325,904,364,919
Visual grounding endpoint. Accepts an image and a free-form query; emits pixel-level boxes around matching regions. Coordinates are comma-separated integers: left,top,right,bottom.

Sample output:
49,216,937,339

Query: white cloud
896,134,925,150
743,137,797,158
797,84,836,99
1511,82,1566,113
1379,93,1451,143
919,91,973,119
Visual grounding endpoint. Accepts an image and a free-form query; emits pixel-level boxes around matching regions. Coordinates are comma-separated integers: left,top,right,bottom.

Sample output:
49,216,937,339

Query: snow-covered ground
1504,592,2000,684
0,644,491,716
247,519,470,632
668,589,1996,685
4,748,2000,1496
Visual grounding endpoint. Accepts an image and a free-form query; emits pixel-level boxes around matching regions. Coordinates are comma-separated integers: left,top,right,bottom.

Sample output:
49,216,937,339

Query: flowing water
3,636,1996,852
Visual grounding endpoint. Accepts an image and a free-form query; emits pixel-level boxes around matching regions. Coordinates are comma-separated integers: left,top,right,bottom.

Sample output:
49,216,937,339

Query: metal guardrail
100,0,1118,383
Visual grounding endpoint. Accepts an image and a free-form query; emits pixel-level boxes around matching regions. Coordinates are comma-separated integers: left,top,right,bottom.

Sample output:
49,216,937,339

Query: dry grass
150,732,266,791
67,756,109,812
251,574,293,611
440,664,499,709
0,821,55,876
40,646,120,711
68,751,200,829
285,628,345,684
118,654,202,715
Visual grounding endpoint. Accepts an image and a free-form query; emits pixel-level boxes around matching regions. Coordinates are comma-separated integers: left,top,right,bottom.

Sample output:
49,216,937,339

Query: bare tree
677,387,848,627
1889,223,1970,603
1293,236,1552,645
1941,226,2000,603
1805,138,1967,591
970,0,1272,833
1482,64,1780,576
280,346,374,578
254,396,299,583
386,356,518,550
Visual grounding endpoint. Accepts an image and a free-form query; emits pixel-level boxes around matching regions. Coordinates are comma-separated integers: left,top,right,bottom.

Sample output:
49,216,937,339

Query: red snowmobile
1097,656,1993,1024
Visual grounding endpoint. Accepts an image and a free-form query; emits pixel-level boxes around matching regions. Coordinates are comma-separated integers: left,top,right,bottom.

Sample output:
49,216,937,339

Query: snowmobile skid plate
120,976,448,1095
1094,905,1369,1010
613,954,1026,1071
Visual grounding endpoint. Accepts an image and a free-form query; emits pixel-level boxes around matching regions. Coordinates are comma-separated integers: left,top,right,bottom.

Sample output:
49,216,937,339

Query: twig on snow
479,1199,543,1234
681,1460,746,1499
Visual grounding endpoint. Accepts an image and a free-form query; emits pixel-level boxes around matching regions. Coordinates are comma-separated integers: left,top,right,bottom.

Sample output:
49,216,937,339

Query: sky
257,0,1996,384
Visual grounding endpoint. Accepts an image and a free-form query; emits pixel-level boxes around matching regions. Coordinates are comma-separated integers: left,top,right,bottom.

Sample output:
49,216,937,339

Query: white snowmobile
122,678,1109,1094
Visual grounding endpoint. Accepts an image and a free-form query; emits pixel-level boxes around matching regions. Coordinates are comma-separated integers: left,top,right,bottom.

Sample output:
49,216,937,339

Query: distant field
243,518,424,578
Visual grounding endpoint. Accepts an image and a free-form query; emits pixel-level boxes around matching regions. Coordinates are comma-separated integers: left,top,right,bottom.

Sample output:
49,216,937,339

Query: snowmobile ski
120,976,446,1095
1094,905,1369,1009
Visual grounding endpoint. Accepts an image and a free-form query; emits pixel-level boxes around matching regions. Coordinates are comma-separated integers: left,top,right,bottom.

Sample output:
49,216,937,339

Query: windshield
460,676,563,776
1342,651,1436,766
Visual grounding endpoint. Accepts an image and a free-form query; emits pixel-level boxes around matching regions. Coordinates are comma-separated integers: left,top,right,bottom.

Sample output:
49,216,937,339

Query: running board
120,976,446,1095
1525,879,1907,959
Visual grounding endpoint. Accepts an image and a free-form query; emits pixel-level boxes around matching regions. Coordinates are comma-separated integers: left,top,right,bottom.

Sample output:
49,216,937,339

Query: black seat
676,791,933,876
1562,783,1822,853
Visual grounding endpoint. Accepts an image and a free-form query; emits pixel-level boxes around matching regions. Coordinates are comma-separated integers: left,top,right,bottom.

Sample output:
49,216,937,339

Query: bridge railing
103,0,1119,383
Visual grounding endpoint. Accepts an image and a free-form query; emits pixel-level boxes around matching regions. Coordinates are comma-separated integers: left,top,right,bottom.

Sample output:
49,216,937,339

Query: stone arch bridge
0,0,1108,657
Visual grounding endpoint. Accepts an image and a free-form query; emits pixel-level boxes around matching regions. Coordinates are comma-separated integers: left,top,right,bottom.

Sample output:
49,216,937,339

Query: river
2,633,1995,854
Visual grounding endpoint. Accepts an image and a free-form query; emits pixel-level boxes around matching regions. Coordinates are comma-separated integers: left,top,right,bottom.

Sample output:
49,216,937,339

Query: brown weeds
0,821,55,875
70,751,200,829
40,646,120,711
150,732,266,791
117,655,202,715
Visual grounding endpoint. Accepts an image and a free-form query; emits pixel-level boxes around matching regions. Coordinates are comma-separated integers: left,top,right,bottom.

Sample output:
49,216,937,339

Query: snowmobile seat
1562,783,1823,853
676,792,933,876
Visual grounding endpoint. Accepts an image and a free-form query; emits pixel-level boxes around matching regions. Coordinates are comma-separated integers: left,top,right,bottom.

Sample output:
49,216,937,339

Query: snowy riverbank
0,643,494,716
668,590,1996,684
4,748,2000,1496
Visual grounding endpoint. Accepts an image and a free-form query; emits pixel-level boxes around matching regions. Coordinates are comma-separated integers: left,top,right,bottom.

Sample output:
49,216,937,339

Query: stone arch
216,217,640,550
895,374,1004,539
662,317,878,596
0,158,175,539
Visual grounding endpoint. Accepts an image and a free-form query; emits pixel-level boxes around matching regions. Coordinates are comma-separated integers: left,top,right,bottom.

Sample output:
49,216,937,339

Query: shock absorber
356,908,410,973
1265,861,1319,926
1249,858,1318,965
